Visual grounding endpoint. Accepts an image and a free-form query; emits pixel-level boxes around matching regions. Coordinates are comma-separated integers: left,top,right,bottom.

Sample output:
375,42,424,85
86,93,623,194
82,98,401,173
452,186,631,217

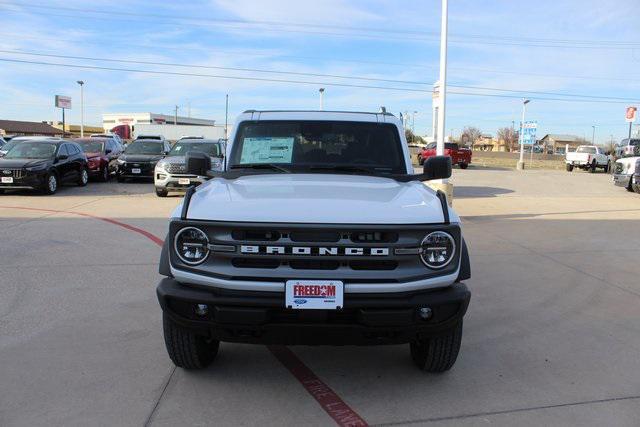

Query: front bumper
157,277,471,345
117,163,155,178
613,173,632,187
154,172,206,192
0,172,46,190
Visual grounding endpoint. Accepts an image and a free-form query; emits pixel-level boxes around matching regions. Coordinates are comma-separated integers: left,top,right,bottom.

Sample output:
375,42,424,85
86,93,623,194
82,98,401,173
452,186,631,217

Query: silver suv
154,138,224,197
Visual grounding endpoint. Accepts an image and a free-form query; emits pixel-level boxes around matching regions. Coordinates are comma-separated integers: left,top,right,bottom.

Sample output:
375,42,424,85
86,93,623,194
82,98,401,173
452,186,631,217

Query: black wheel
410,321,463,372
627,179,634,192
566,164,573,172
459,163,468,169
117,175,125,183
156,188,168,197
43,173,58,195
589,160,597,173
100,166,109,182
163,313,219,369
77,168,89,186
603,162,610,174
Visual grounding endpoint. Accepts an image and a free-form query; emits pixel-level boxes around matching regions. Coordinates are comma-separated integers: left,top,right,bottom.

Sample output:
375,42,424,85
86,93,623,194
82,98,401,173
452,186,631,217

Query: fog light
195,304,208,316
418,307,432,320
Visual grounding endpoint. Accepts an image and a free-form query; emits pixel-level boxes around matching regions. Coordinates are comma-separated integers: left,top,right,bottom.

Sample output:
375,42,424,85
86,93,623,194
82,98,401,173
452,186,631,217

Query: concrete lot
1,167,639,426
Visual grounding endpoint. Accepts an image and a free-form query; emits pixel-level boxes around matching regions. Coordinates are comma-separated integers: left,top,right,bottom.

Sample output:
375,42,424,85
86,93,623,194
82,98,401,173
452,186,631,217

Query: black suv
116,139,171,182
0,138,88,194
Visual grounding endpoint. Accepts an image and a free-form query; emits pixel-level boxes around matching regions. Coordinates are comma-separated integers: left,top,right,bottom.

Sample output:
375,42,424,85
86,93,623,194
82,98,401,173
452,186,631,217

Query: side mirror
186,151,211,176
422,156,452,180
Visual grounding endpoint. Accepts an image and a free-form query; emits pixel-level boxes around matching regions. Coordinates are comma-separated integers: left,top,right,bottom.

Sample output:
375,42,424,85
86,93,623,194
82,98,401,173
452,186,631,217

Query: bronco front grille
170,221,462,284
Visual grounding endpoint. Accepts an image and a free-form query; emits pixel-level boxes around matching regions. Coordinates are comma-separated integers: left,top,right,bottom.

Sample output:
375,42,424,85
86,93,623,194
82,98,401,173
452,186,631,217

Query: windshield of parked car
229,120,406,174
76,140,104,153
576,146,596,154
124,141,163,155
169,142,221,157
4,142,57,159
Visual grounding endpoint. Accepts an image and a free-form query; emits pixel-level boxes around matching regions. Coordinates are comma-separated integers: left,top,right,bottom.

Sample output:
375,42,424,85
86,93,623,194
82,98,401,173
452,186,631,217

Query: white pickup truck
566,145,610,173
155,110,471,372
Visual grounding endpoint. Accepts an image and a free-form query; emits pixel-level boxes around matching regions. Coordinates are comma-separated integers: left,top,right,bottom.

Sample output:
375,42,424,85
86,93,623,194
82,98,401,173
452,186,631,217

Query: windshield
169,142,220,157
576,146,596,154
76,140,104,153
124,141,163,155
1,141,16,152
4,142,57,159
229,121,405,174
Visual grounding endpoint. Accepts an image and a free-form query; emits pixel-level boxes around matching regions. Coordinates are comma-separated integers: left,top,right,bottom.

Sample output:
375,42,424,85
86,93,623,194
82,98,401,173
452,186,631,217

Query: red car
419,142,472,169
75,138,123,181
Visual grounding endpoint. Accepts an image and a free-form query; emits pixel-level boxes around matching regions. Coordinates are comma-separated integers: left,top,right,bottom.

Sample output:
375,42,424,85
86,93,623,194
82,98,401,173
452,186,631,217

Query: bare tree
497,127,518,152
461,126,482,148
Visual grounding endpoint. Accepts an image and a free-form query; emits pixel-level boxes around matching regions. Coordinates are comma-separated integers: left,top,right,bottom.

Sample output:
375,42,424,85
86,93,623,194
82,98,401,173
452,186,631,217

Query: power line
1,56,639,105
2,49,639,103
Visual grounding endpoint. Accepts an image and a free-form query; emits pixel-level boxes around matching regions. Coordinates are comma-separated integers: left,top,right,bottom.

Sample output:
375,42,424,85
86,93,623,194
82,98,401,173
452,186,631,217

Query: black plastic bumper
157,278,470,345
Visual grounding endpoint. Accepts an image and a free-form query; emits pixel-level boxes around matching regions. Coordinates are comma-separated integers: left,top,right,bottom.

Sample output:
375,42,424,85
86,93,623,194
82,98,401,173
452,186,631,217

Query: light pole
412,111,418,143
517,99,530,170
76,80,84,137
436,0,448,160
591,125,596,144
174,105,179,125
319,88,325,110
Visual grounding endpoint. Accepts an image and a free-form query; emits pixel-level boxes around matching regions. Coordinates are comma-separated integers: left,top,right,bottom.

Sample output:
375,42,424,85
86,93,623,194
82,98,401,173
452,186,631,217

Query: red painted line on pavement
1,204,367,426
0,205,164,247
268,345,368,427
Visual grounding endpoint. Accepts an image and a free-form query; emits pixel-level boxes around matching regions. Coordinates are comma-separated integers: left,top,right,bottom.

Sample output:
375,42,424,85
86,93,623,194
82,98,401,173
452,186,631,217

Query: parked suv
76,137,123,181
0,138,88,194
154,138,224,197
420,142,471,169
116,139,171,182
156,110,471,372
613,156,640,193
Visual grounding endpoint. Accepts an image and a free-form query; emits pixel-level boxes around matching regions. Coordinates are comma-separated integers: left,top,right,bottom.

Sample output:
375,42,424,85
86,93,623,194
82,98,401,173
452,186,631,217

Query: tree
405,129,425,145
497,127,518,152
461,126,482,148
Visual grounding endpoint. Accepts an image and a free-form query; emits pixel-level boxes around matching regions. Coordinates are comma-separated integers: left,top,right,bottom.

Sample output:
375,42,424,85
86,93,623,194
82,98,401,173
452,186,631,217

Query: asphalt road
1,167,639,426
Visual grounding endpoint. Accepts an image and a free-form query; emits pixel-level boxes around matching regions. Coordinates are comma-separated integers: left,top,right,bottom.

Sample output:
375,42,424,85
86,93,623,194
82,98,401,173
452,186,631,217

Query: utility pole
174,105,178,125
412,111,417,143
224,94,229,140
517,98,530,170
436,0,448,160
319,88,325,110
592,125,596,144
187,101,191,118
77,80,84,137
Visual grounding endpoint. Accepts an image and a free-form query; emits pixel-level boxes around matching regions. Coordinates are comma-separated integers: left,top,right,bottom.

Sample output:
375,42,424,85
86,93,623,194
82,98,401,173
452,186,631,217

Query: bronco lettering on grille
240,245,389,256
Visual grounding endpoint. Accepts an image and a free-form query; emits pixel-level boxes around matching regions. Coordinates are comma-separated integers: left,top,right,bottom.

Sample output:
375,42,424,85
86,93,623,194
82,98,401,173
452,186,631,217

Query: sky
0,0,639,144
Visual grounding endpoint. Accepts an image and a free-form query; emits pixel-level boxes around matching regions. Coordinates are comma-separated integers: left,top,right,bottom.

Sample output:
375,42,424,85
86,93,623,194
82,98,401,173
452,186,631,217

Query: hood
181,174,456,224
0,158,51,169
120,154,164,162
159,155,223,170
615,156,640,174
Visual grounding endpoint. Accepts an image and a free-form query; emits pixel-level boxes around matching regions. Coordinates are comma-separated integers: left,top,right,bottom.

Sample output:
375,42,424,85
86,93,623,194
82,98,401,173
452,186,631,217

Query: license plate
285,280,343,310
178,178,190,185
1,177,13,183
131,168,141,174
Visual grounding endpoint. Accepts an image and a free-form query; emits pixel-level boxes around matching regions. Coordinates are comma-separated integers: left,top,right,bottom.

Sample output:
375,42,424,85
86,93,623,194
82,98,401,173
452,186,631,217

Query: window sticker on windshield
240,137,294,164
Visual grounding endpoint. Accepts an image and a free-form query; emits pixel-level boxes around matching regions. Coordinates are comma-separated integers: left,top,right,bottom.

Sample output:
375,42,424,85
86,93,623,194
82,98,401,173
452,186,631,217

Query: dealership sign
55,95,72,109
521,121,537,145
626,106,637,123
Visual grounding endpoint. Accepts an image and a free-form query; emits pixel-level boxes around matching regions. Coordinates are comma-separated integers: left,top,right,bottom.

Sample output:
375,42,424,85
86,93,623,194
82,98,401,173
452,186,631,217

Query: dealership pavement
1,167,639,426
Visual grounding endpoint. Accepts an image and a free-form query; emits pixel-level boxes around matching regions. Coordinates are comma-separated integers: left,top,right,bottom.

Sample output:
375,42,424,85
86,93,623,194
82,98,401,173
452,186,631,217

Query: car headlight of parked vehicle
174,227,209,265
155,161,167,171
117,158,126,165
420,231,456,269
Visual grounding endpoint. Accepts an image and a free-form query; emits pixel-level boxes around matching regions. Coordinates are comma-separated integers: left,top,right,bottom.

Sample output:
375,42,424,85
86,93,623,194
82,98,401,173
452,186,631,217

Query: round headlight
420,231,456,269
174,227,209,265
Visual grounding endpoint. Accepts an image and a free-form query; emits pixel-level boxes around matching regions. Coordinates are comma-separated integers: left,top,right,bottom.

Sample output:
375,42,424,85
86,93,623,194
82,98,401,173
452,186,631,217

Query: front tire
589,160,597,173
603,162,610,173
77,168,89,186
566,164,573,172
43,173,58,195
155,187,168,197
459,162,468,169
410,321,463,372
163,313,219,369
100,166,110,182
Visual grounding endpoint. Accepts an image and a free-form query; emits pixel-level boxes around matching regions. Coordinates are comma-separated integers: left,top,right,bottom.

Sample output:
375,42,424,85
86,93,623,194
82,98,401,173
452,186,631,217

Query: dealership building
102,112,216,130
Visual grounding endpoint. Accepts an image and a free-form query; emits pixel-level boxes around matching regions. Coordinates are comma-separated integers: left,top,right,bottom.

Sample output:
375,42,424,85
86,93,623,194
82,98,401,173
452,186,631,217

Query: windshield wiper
230,163,291,173
307,165,392,174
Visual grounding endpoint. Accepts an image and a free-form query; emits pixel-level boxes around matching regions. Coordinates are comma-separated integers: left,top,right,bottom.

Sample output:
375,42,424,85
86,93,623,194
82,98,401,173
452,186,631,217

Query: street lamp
319,88,325,110
76,80,84,137
517,98,530,170
592,125,596,144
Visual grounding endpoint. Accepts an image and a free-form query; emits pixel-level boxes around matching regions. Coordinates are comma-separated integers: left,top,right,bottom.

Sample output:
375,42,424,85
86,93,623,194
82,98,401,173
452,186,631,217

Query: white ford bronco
156,110,471,372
